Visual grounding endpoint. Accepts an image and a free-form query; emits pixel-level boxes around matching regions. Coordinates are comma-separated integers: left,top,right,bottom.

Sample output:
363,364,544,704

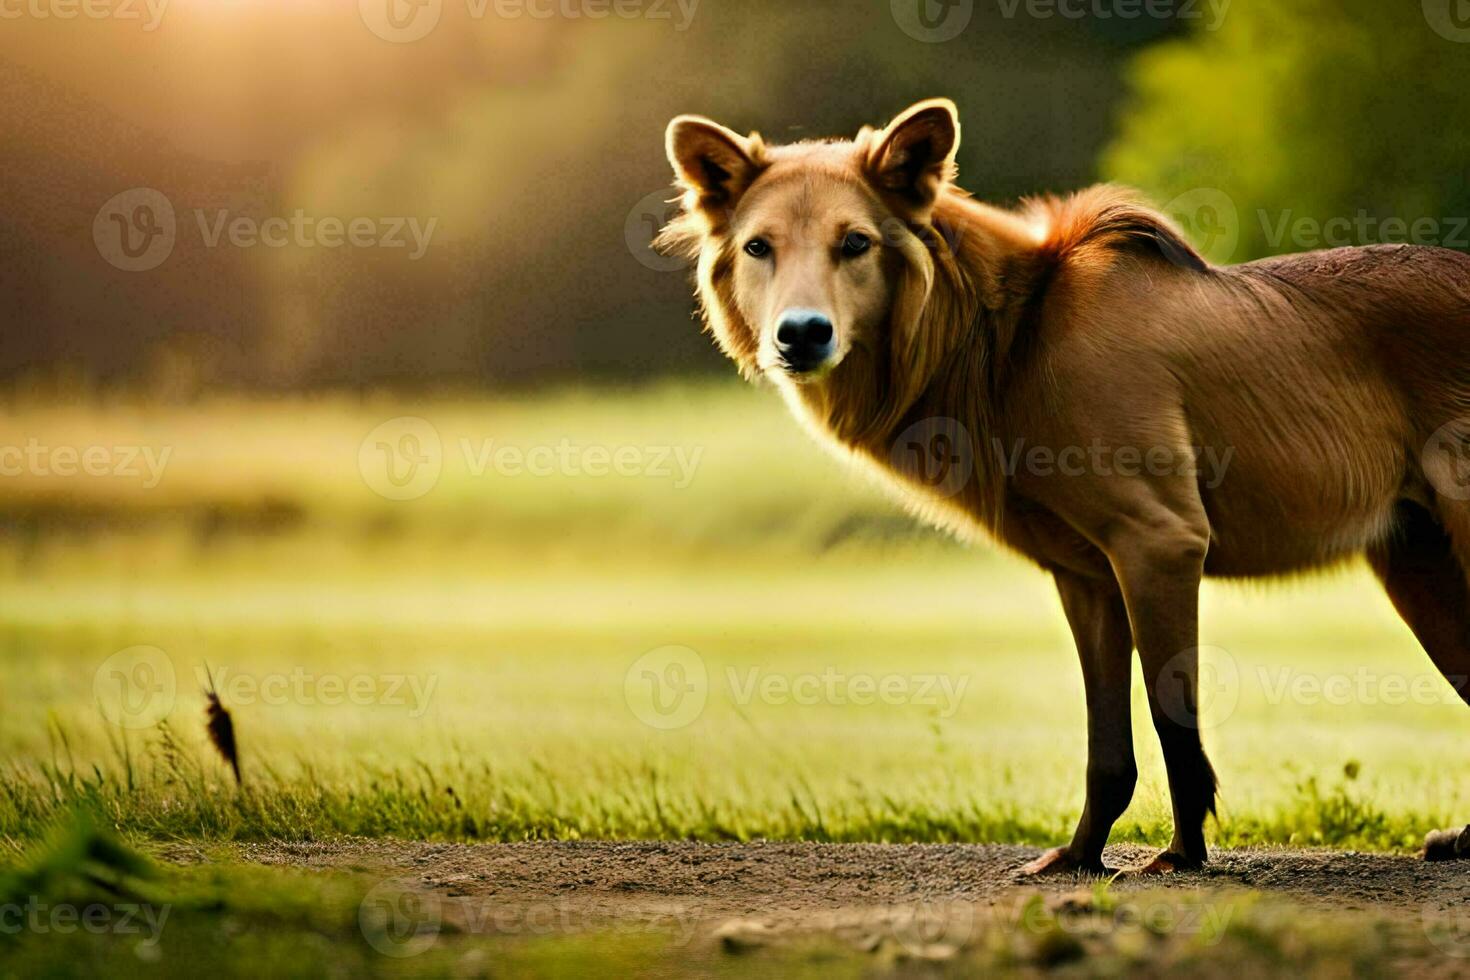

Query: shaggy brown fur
660,99,1470,874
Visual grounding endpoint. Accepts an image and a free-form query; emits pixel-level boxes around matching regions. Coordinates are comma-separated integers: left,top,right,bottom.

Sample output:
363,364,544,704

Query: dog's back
1234,245,1470,440
1012,231,1470,578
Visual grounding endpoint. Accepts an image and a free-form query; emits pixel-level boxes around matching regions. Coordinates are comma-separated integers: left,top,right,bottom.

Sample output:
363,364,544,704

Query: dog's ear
867,99,960,218
665,115,763,216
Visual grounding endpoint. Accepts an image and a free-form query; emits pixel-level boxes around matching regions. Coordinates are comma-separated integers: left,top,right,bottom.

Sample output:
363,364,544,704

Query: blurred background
2,1,1469,849
4,0,1465,392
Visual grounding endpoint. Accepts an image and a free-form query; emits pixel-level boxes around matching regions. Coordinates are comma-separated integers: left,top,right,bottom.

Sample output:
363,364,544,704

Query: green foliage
0,831,427,980
0,809,155,912
1103,1,1470,262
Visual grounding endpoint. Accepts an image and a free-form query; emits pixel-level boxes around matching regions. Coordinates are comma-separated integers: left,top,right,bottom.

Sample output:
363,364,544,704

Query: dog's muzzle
775,309,835,374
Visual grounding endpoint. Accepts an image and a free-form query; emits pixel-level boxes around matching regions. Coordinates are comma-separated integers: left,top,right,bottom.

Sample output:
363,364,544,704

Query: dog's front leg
1021,568,1136,876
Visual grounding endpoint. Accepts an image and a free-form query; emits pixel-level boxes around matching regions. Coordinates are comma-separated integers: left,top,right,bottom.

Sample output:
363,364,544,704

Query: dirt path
221,839,1470,926
134,839,1470,974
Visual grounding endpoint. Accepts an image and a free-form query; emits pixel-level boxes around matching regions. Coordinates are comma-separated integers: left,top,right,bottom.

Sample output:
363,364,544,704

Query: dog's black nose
775,310,835,372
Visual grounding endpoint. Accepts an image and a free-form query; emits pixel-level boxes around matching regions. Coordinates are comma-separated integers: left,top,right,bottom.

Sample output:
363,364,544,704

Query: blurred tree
13,0,1397,390
1102,0,1470,264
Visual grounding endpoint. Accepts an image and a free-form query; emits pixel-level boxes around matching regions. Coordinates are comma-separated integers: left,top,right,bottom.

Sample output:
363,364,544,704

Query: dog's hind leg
1368,500,1470,707
1369,498,1470,858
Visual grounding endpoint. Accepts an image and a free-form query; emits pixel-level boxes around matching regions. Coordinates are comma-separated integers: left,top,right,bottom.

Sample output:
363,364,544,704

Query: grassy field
1,381,1467,852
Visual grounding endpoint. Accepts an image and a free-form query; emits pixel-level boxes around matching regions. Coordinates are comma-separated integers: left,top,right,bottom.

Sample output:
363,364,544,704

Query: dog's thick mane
846,183,1211,532
929,183,1208,410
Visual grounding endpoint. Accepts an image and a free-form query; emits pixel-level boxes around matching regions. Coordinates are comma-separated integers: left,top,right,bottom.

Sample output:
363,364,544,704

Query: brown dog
658,99,1470,874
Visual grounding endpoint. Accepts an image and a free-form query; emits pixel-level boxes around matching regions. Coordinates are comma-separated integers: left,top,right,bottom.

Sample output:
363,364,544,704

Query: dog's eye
743,238,771,258
841,232,871,257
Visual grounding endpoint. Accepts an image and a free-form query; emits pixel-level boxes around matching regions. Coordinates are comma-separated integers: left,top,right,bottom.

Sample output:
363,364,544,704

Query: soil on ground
197,839,1470,942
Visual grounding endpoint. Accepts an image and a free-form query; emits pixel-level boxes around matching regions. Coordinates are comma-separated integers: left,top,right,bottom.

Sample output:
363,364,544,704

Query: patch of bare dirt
200,839,1470,927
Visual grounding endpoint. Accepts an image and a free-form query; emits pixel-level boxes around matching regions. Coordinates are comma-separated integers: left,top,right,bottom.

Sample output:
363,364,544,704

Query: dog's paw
1423,825,1470,861
1123,851,1206,876
1018,847,1112,877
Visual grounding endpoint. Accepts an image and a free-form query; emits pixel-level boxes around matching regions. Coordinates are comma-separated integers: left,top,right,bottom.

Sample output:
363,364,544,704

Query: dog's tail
1022,184,1210,273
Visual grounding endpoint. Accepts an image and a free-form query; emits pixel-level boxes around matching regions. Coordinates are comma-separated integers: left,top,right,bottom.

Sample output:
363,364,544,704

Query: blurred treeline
2,1,1466,394
1104,0,1470,264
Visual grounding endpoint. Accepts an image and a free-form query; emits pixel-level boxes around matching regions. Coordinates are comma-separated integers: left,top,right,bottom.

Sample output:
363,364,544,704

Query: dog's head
657,100,961,405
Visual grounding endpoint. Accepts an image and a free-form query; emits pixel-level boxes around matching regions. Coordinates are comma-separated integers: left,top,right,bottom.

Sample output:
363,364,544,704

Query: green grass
1,382,1466,851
